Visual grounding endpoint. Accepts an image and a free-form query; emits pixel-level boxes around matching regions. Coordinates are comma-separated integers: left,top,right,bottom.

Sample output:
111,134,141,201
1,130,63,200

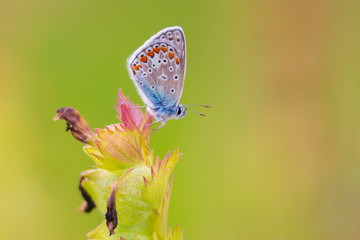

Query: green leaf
88,220,153,240
57,90,185,239
143,149,180,209
159,174,174,229
83,145,104,165
115,165,152,225
148,210,166,240
81,169,122,213
168,225,183,240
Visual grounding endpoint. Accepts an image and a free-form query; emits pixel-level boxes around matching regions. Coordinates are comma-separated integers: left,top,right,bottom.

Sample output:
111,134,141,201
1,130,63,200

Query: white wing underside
126,26,186,110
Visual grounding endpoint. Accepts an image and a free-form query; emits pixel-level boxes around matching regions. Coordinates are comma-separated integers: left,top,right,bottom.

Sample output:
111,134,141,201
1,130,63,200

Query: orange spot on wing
133,65,139,70
161,47,167,52
168,52,175,59
137,64,142,68
132,69,135,74
153,47,160,53
146,51,154,58
175,58,180,64
140,55,147,63
168,37,173,40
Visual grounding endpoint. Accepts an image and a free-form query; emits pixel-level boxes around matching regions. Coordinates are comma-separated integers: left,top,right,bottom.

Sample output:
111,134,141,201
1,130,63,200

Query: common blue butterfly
127,26,210,131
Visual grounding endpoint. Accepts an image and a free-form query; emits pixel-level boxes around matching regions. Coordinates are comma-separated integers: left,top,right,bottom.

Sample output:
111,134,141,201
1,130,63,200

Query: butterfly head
175,105,187,119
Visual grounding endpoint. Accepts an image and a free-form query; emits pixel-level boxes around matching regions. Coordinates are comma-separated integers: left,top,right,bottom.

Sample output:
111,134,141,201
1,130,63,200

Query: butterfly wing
127,26,186,110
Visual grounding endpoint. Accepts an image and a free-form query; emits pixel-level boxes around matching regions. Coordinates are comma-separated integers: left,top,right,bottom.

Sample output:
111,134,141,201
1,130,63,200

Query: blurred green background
1,0,360,239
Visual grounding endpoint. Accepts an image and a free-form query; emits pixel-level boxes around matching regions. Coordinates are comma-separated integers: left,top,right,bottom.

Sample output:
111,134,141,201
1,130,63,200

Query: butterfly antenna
185,107,206,117
184,104,212,108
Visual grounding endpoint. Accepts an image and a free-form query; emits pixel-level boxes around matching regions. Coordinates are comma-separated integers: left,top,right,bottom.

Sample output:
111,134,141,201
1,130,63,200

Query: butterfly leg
144,117,166,133
151,121,166,133
145,119,162,129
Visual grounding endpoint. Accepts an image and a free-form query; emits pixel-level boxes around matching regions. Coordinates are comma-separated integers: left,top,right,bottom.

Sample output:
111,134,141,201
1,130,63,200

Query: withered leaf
106,181,119,236
54,107,95,143
78,175,96,212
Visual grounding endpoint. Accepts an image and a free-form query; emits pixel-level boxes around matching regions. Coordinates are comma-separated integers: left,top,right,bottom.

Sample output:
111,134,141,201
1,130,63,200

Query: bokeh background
1,0,360,239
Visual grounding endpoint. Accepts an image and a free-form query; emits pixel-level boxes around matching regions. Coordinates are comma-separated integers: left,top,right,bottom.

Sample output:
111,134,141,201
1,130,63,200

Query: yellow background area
1,0,360,239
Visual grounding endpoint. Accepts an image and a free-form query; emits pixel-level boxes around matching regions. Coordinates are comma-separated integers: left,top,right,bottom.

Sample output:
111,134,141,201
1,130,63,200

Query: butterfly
127,26,210,132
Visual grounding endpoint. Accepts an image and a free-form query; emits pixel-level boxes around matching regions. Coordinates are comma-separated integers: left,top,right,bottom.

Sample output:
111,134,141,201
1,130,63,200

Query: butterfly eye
170,88,175,94
177,108,181,115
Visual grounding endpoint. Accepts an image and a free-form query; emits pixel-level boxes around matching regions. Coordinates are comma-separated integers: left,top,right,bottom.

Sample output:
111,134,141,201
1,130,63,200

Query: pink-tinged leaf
94,126,144,166
90,90,155,170
161,152,171,170
154,156,161,171
151,166,156,180
115,89,153,135
120,104,136,131
143,176,150,187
